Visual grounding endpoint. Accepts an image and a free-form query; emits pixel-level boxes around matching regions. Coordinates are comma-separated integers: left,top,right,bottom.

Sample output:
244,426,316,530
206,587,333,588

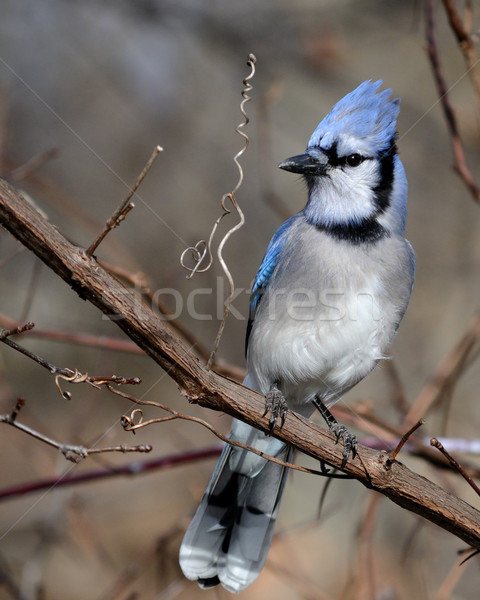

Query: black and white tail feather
179,442,292,592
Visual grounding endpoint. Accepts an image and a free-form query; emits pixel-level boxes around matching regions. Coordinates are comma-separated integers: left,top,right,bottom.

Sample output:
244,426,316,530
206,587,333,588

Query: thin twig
405,312,480,425
425,0,480,202
0,320,140,398
459,546,479,565
2,153,139,267
0,446,223,501
0,556,28,600
384,359,411,417
385,419,425,470
0,397,152,463
0,312,245,382
96,259,213,361
9,147,59,182
434,553,470,600
355,493,382,600
0,244,25,268
359,435,480,456
441,0,480,112
0,312,144,353
8,435,478,504
86,145,163,256
0,321,34,339
337,403,480,479
431,437,480,496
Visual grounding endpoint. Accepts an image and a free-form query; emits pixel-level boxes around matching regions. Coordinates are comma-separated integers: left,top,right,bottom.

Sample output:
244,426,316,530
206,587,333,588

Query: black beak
278,152,327,176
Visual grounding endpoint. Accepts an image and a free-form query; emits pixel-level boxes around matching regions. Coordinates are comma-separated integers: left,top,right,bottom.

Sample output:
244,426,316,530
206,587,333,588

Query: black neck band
315,217,388,244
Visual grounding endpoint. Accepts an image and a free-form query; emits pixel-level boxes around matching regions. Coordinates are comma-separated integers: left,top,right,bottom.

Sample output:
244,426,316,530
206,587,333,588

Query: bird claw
313,397,357,469
330,423,358,469
319,460,331,474
263,383,288,434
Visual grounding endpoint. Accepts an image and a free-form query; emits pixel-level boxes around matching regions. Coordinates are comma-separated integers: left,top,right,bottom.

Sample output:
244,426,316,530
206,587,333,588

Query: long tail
179,429,291,593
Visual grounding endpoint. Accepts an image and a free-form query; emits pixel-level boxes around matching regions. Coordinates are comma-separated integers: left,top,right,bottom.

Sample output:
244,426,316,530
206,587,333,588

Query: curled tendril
55,369,138,400
180,54,256,368
231,53,256,196
180,216,223,279
55,369,90,399
121,408,145,432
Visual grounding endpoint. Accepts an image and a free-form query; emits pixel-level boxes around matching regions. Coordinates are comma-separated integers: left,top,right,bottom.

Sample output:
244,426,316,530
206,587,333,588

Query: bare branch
97,260,214,361
385,419,425,469
405,311,480,425
0,312,144,353
434,554,470,600
424,0,480,202
431,437,480,496
86,145,163,256
9,146,59,183
0,397,152,463
0,321,35,339
340,402,480,479
0,320,141,399
0,446,223,502
441,0,480,111
0,556,28,600
0,312,245,382
1,154,138,267
1,178,480,550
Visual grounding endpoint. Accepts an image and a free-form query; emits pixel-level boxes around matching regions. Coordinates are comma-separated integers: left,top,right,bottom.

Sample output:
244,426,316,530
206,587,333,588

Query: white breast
245,222,413,413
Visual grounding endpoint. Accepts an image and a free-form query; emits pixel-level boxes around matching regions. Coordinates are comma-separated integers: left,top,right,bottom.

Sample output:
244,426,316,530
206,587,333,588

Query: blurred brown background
0,1,479,599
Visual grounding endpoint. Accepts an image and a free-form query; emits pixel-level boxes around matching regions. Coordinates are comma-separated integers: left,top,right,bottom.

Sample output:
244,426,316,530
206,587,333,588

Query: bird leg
313,397,357,469
263,381,288,434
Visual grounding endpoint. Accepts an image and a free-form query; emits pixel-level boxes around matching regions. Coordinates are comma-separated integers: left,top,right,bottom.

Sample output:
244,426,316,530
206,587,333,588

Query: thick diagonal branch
0,177,479,550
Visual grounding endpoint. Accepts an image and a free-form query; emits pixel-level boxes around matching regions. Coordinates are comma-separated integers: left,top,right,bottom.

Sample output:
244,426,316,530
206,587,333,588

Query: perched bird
179,80,415,593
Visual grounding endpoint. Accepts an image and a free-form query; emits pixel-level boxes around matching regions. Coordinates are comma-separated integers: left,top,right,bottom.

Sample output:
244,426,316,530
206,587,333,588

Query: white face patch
305,157,380,227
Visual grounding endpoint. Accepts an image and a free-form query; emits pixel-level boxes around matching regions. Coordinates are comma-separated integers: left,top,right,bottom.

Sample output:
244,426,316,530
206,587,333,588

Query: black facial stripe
308,142,340,166
323,141,339,166
373,137,397,214
308,142,370,168
315,217,388,244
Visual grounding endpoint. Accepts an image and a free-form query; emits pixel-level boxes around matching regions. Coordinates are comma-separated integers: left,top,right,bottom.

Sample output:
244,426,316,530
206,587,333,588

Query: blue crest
308,80,400,154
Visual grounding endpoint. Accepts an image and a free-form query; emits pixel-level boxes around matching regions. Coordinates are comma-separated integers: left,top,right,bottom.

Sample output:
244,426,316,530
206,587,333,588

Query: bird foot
263,382,288,434
329,423,357,468
313,398,357,469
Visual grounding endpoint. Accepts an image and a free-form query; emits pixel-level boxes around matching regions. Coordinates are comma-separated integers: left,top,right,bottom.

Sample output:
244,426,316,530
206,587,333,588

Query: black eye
345,153,363,167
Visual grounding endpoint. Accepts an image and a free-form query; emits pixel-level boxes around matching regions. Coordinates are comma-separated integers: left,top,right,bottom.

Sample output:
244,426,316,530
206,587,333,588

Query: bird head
279,80,408,240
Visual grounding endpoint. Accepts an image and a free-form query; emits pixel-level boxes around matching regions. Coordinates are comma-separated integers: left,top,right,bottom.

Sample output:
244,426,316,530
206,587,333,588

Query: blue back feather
246,215,298,354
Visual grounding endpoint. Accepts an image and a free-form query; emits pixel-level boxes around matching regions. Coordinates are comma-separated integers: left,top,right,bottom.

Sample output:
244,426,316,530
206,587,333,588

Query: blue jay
179,80,415,592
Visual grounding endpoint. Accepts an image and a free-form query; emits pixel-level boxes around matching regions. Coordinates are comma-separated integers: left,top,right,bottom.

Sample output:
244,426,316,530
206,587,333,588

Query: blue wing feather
245,215,299,355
